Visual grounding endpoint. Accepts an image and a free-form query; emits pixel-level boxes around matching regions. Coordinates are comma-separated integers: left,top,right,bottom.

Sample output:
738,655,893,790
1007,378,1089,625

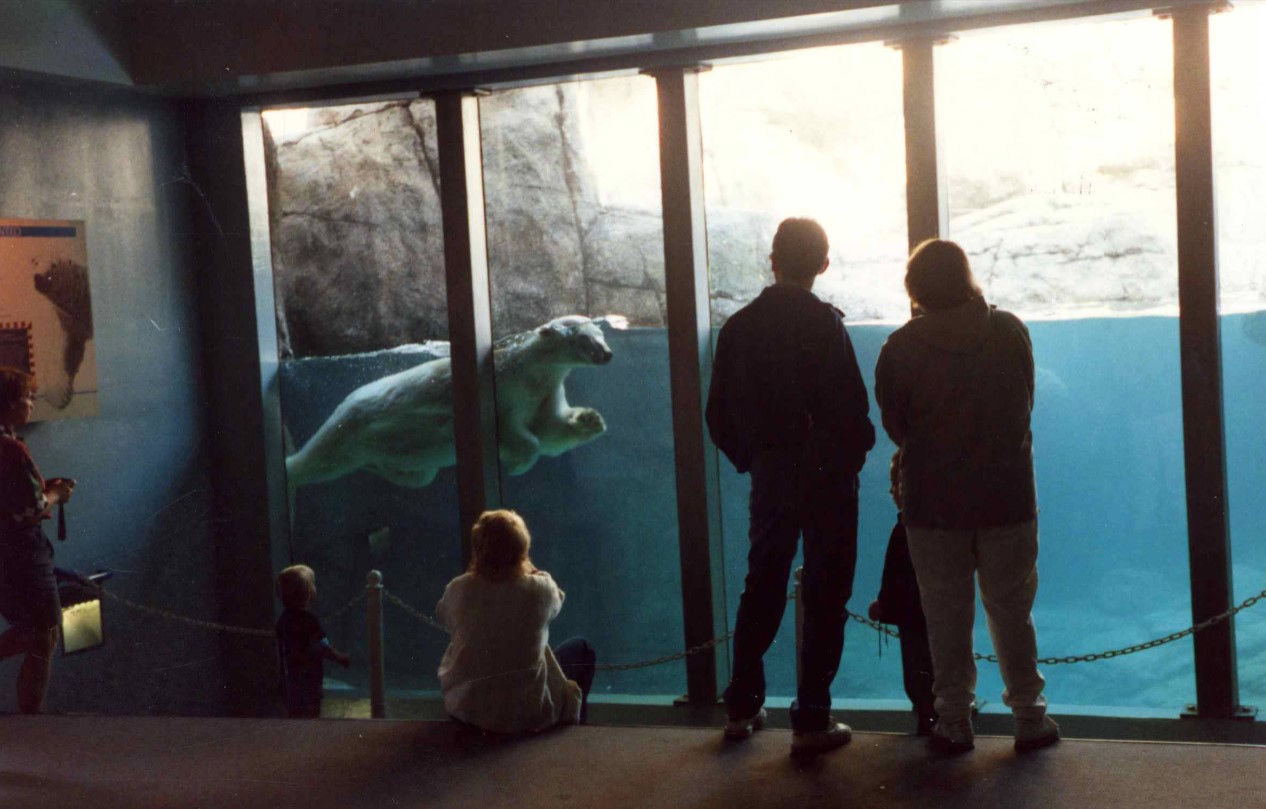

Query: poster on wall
0,218,97,421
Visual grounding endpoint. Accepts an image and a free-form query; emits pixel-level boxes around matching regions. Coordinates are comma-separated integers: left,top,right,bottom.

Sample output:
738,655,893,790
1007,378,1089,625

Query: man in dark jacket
706,217,874,755
874,238,1058,755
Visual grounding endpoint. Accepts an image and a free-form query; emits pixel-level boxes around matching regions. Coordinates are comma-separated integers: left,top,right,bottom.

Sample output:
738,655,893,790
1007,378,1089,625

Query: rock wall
267,88,688,358
266,102,447,357
265,79,1259,358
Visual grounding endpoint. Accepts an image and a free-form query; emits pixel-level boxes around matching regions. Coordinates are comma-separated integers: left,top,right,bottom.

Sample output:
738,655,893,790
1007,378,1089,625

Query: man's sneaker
1014,714,1060,753
929,718,975,754
723,707,767,741
790,720,853,754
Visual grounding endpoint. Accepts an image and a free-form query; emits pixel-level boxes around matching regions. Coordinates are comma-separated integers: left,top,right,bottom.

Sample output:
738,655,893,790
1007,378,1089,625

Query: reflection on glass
1212,2,1266,710
701,43,911,707
263,100,459,699
481,77,685,696
940,17,1192,713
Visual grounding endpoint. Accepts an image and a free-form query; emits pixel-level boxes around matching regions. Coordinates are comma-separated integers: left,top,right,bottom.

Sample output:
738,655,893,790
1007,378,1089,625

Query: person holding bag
0,367,75,713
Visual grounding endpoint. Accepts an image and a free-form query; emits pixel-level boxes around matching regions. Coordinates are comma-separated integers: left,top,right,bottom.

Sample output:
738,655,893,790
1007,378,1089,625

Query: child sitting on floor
275,564,351,718
868,450,938,735
436,509,596,734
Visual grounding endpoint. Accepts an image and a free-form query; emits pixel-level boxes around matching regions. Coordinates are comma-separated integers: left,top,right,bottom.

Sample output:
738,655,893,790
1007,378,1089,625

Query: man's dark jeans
724,448,859,732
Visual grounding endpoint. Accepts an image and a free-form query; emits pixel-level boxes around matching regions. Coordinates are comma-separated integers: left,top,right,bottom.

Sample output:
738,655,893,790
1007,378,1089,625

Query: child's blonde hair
277,564,317,609
469,510,534,582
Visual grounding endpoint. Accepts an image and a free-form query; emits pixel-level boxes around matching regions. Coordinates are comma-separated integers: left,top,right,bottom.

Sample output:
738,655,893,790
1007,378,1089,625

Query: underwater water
280,312,1266,715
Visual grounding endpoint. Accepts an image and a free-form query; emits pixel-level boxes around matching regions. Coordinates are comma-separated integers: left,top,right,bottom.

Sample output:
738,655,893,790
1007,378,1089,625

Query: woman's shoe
1014,715,1060,752
929,718,975,754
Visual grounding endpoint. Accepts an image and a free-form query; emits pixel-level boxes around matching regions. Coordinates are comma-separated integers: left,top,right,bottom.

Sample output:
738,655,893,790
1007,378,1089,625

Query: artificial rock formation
266,87,680,358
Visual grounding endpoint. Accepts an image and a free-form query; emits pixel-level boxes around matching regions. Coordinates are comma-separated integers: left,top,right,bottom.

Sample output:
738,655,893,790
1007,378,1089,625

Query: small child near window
868,450,938,735
275,564,350,718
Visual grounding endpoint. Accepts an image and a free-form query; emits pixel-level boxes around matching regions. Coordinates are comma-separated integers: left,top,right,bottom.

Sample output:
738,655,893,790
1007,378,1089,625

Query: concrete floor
0,715,1262,809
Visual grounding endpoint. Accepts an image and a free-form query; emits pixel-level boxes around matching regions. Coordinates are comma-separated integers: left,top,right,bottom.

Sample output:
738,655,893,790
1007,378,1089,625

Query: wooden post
366,570,386,719
794,567,804,689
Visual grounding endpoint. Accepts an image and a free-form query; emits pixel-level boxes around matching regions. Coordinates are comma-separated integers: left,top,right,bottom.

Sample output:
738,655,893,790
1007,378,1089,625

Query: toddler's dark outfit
276,607,331,718
872,514,937,734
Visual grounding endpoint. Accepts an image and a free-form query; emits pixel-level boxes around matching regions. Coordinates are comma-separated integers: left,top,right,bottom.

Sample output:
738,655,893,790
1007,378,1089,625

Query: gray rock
267,101,447,357
706,208,779,325
483,85,599,338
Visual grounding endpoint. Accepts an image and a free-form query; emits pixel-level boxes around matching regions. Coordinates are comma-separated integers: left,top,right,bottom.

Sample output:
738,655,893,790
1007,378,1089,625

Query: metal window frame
895,36,948,251
244,0,1251,720
434,90,503,567
648,65,730,705
1164,3,1243,720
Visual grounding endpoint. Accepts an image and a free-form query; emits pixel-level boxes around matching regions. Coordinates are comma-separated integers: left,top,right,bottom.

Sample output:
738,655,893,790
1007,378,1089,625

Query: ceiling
0,0,1233,100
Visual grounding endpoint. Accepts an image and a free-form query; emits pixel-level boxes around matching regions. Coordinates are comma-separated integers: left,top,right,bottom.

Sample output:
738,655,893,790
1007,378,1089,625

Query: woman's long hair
905,239,982,313
468,510,534,582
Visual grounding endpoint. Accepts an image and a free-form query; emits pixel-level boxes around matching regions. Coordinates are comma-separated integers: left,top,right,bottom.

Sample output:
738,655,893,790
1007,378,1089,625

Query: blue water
281,312,1266,715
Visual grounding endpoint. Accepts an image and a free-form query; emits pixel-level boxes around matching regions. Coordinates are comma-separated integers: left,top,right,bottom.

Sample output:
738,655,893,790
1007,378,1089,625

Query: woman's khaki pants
906,519,1047,725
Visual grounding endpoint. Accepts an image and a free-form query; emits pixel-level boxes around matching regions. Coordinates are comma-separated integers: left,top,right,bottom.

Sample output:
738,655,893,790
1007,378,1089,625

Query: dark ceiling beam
200,0,1222,108
120,0,895,87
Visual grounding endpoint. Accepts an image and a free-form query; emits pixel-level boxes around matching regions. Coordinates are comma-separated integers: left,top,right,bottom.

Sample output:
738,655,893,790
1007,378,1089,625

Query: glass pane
1212,2,1266,710
939,17,1190,714
263,100,459,701
700,43,911,708
481,76,684,698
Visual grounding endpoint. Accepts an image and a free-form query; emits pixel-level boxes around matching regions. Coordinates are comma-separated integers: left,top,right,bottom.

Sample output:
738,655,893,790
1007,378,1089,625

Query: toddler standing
276,564,350,718
868,451,937,735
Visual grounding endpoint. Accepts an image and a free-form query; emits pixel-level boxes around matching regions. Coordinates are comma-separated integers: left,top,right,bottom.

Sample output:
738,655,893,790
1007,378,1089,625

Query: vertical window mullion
1168,5,1240,720
435,90,501,568
899,36,948,251
650,65,728,705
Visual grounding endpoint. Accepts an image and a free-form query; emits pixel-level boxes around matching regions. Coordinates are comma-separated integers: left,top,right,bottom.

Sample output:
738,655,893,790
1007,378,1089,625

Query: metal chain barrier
980,586,1266,666
594,630,742,673
850,609,901,639
76,578,1266,671
322,590,369,622
383,587,894,671
90,584,366,639
382,590,449,633
380,584,1266,672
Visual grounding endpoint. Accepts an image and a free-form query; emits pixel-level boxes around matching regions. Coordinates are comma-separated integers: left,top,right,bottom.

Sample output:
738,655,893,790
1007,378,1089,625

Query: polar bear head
34,259,94,340
535,316,614,367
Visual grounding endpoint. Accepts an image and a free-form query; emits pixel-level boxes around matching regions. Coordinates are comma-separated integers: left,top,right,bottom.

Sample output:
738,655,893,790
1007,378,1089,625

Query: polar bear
33,260,94,409
286,315,623,489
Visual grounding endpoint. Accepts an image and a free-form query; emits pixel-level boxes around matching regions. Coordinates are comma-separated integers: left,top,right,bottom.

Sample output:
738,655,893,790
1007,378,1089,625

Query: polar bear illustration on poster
32,259,94,409
286,315,625,489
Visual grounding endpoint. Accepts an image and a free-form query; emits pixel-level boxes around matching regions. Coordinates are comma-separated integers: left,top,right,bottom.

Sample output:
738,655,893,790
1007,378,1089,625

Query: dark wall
182,100,288,718
0,72,227,714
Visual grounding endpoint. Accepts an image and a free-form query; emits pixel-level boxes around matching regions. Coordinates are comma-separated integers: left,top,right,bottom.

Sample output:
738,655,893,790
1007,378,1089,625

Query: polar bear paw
569,407,606,437
43,378,73,410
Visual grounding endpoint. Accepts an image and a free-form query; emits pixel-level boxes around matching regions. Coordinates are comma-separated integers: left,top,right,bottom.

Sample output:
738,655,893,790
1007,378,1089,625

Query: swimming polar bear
286,315,625,489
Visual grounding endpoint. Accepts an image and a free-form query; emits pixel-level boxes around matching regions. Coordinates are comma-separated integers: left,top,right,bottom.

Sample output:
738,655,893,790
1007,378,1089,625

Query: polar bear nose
595,345,613,364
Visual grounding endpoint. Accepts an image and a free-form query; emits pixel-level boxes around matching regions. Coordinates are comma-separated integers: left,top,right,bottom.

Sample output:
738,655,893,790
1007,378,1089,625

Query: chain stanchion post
367,570,386,719
794,566,804,689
